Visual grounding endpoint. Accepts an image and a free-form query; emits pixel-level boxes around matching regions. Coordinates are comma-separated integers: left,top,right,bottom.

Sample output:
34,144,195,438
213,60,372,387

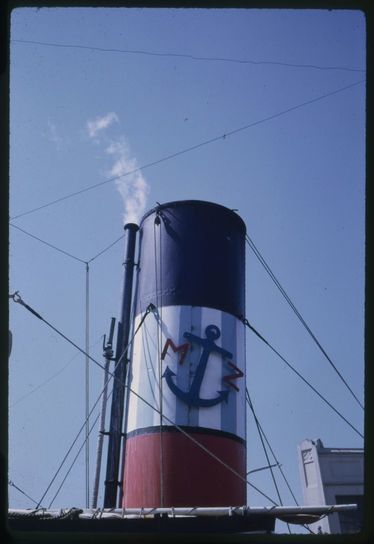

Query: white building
298,438,363,534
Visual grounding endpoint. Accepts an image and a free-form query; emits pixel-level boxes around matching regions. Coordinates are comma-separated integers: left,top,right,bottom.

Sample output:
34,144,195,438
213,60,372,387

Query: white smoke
106,137,149,225
87,112,119,139
86,112,149,225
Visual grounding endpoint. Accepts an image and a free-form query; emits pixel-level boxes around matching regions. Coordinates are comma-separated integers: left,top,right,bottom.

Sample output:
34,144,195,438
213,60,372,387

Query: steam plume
87,112,119,139
86,112,149,225
106,138,149,225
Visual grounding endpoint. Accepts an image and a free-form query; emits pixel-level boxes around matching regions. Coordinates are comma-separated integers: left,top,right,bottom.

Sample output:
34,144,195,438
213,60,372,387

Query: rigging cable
10,223,86,264
11,291,363,504
245,389,316,534
242,318,363,439
10,223,126,265
31,302,154,508
8,480,39,506
10,337,102,408
87,234,125,263
245,235,364,410
10,79,365,221
10,224,126,507
12,39,366,73
245,387,291,534
122,353,279,505
36,377,109,508
246,393,300,507
10,292,278,506
48,409,102,508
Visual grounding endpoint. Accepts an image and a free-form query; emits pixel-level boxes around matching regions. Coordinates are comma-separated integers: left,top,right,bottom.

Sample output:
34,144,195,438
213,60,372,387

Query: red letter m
161,338,190,365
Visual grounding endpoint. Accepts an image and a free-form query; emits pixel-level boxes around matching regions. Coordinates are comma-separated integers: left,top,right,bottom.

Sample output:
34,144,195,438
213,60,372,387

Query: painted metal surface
104,223,138,508
135,200,246,319
122,201,246,507
123,430,246,507
126,306,246,438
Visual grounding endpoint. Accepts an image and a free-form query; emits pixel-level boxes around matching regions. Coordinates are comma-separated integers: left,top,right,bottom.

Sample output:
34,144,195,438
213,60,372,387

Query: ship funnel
122,200,247,507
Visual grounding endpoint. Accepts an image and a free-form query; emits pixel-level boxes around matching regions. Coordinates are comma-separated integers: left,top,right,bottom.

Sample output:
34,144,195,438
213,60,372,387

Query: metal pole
104,223,139,508
85,262,90,508
91,318,116,509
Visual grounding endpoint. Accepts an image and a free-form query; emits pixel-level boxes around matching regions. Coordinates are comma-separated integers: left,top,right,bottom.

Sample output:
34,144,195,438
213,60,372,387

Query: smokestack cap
124,223,139,232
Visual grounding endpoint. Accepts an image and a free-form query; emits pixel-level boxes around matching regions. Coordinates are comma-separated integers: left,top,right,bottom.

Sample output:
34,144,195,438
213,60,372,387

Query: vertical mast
85,262,90,508
91,317,116,509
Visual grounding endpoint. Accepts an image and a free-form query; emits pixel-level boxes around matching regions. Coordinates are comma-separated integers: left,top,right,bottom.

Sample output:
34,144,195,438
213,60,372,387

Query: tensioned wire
31,305,271,508
8,222,273,503
34,304,153,509
48,407,103,508
10,211,364,418
245,389,315,535
243,319,363,438
10,227,361,514
8,480,39,507
12,220,363,419
11,294,279,506
10,222,363,501
245,234,364,411
245,389,300,507
8,76,364,515
10,223,124,507
10,79,365,221
12,39,365,73
10,223,125,265
10,337,102,408
10,223,86,264
245,387,291,534
12,293,363,505
10,77,365,449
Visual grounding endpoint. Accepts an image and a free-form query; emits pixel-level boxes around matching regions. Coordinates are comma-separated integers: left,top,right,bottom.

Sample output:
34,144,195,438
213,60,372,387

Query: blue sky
8,7,365,534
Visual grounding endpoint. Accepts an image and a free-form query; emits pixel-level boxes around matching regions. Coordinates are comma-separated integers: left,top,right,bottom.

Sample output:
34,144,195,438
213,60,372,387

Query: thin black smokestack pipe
103,223,139,508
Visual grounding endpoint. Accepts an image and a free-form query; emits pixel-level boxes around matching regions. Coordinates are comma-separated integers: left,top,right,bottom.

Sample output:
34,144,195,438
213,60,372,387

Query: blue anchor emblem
162,324,232,408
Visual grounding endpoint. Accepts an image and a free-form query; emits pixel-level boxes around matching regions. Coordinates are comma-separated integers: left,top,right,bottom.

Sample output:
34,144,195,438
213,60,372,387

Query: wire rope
11,39,365,73
11,222,126,266
8,480,39,506
10,223,86,264
10,292,278,506
245,388,291,533
245,389,316,534
11,291,364,505
87,234,125,263
31,303,152,508
245,235,364,410
243,318,363,439
246,397,300,507
48,410,102,508
10,79,365,221
10,338,101,408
